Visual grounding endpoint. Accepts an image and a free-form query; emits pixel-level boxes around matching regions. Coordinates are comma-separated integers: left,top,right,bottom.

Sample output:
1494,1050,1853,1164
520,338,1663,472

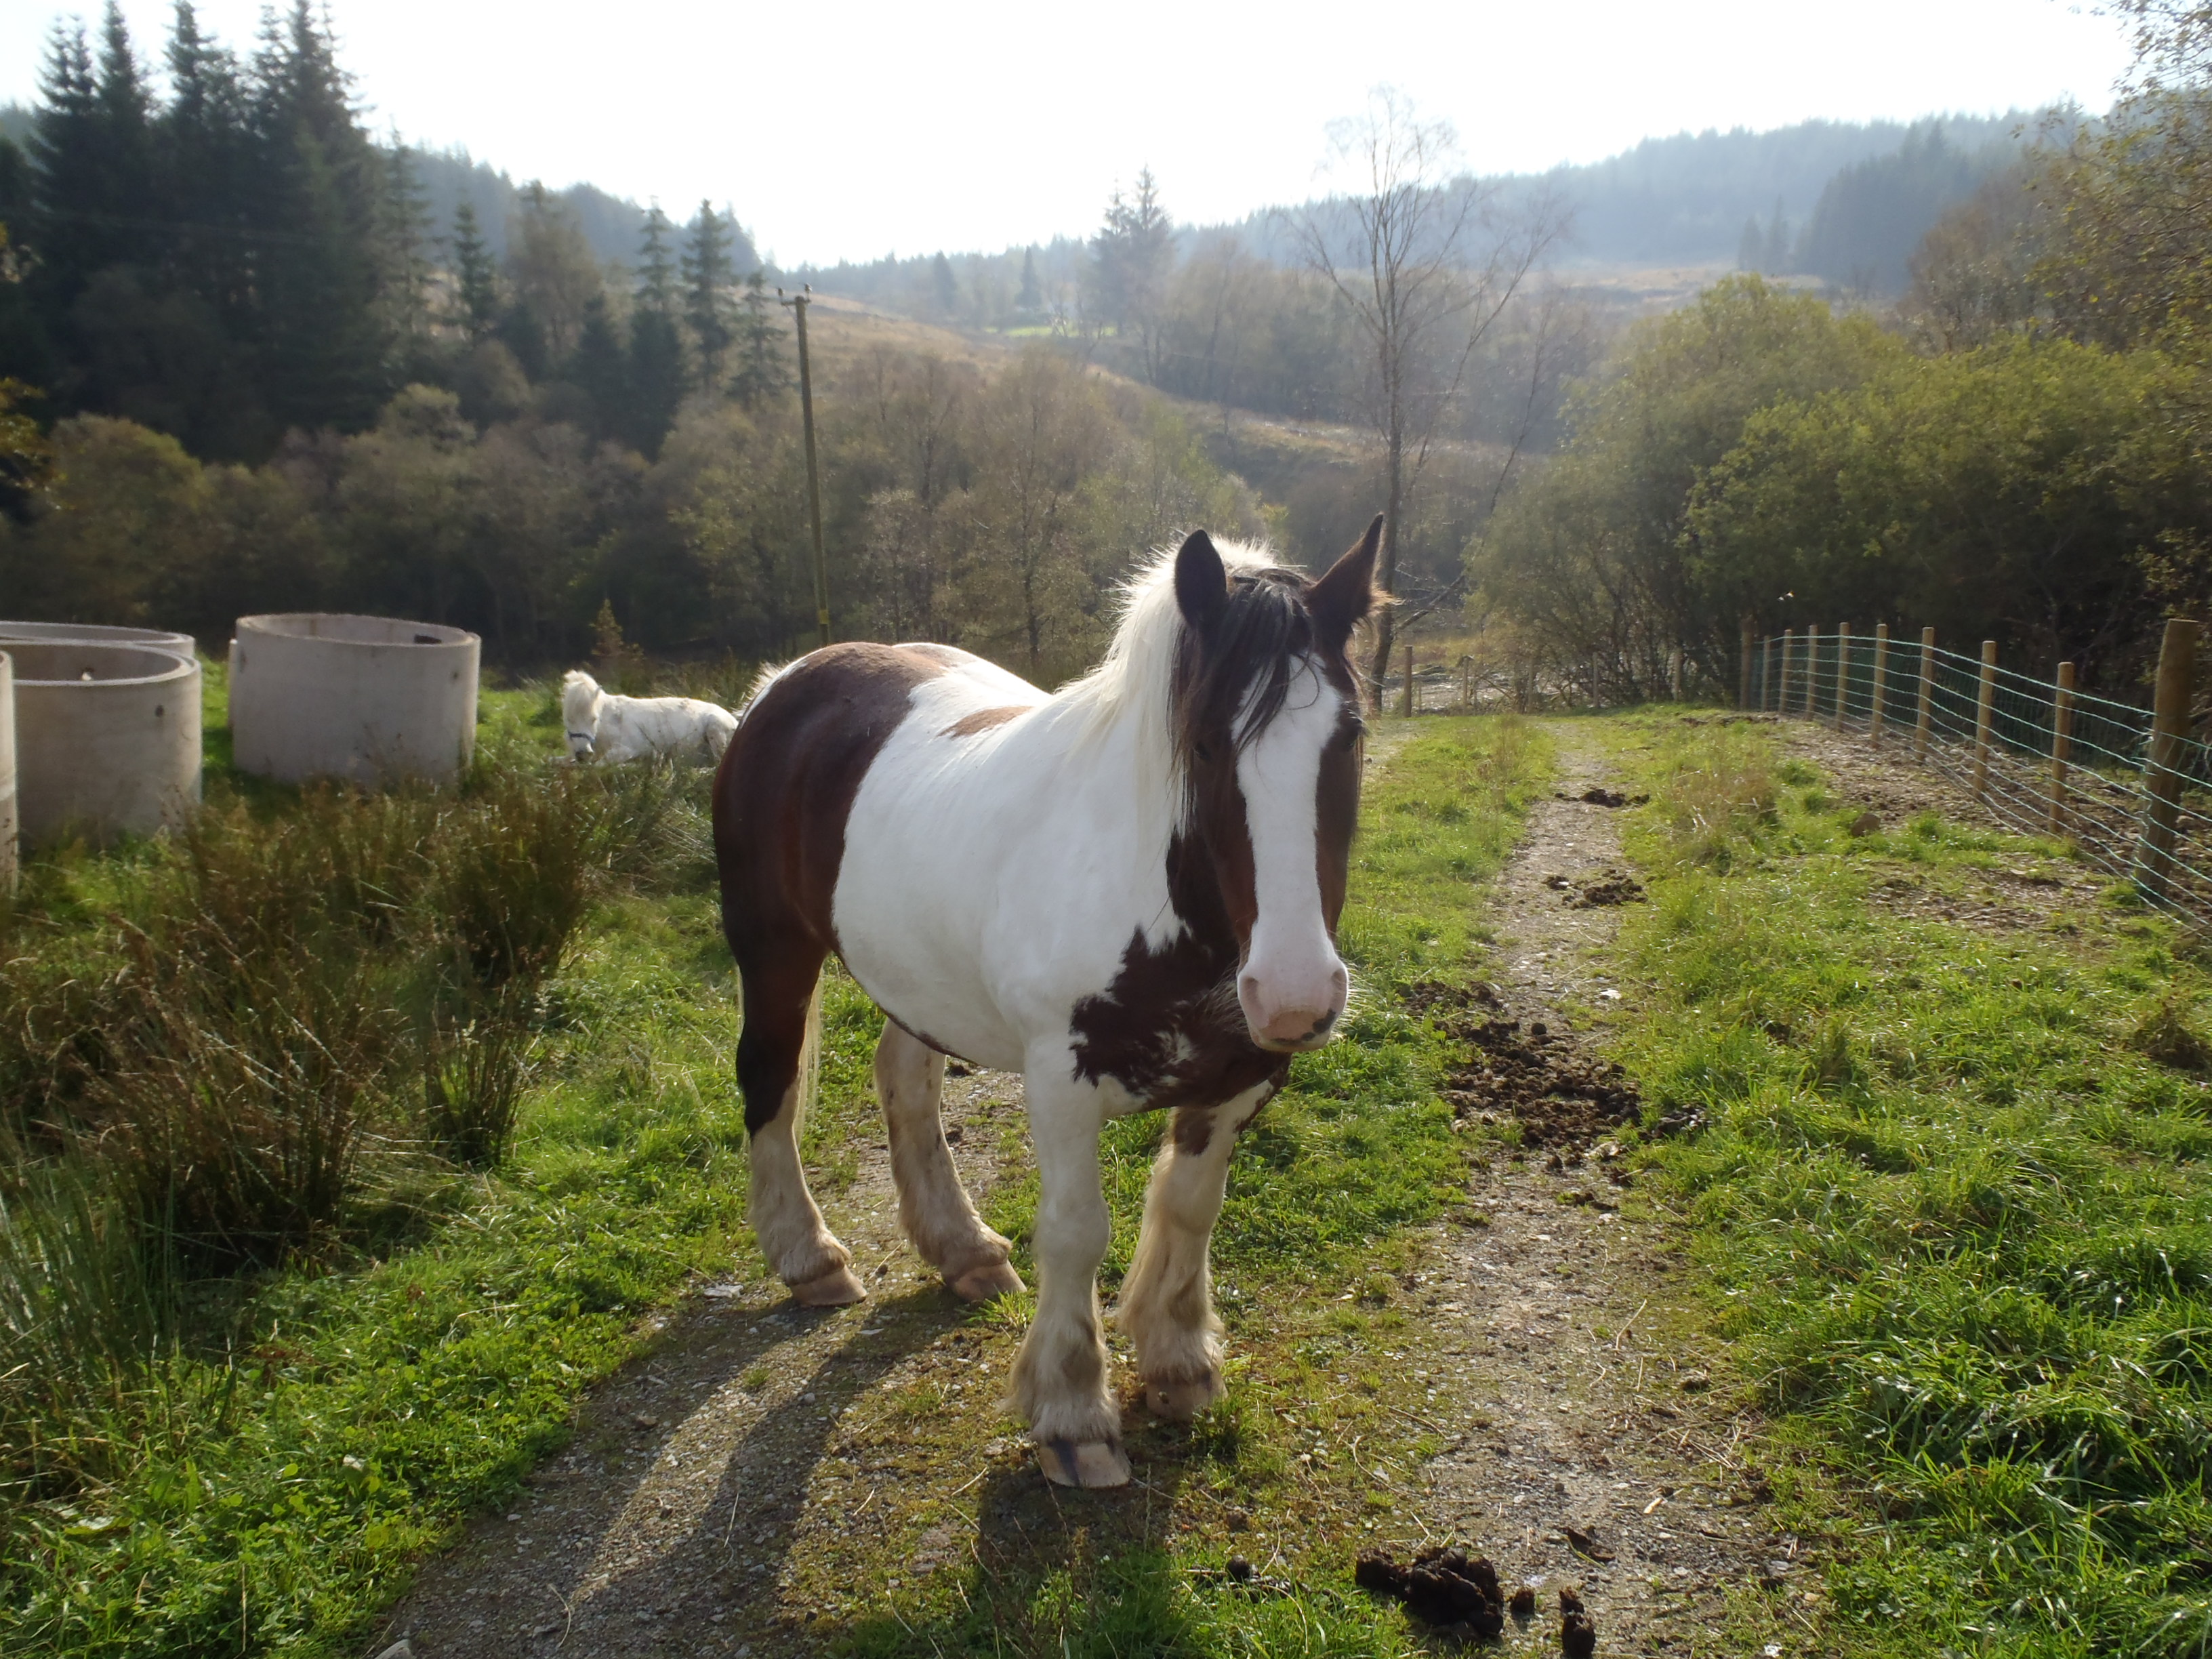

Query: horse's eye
1194,740,1214,764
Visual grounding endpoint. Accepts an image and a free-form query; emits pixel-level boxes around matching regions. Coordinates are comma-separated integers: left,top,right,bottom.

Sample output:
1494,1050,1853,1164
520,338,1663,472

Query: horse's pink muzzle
1239,961,1350,1053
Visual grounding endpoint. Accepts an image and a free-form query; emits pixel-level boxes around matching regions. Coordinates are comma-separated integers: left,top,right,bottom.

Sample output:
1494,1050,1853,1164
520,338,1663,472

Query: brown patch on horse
1171,1105,1215,1157
714,642,951,1130
942,704,1029,737
1068,836,1290,1108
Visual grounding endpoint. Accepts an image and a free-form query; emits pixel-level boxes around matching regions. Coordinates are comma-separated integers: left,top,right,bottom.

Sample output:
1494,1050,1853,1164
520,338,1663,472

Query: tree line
1475,2,2212,706
0,2,765,468
0,2,1264,679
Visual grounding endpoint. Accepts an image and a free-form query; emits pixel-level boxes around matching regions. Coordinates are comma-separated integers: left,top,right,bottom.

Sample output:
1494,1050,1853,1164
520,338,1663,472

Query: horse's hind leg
738,950,863,1307
1118,1083,1275,1420
876,1023,1023,1302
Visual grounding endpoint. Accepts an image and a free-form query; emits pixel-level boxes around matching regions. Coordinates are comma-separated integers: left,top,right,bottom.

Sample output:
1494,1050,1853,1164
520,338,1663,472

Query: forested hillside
1,0,2198,709
0,5,1288,682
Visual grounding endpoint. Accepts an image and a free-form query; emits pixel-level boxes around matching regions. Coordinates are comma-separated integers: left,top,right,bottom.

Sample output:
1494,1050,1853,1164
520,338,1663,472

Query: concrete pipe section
229,613,479,786
0,620,197,657
9,642,203,846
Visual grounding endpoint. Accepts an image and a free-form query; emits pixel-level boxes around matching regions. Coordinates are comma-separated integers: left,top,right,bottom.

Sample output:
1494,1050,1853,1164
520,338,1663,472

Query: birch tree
1289,87,1561,697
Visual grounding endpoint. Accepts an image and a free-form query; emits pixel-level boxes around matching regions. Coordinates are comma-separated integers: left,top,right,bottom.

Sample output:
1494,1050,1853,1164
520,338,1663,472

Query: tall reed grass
0,750,710,1511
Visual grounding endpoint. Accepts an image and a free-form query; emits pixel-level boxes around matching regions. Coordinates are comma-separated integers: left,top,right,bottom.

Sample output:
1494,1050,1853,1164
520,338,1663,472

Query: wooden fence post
1670,646,1684,703
1806,629,1822,716
1870,623,1889,746
1780,629,1795,716
1401,642,1416,718
1460,655,1472,711
2135,617,2199,901
1740,621,1754,710
1835,622,1851,729
1971,640,1998,798
1914,627,1936,762
2049,660,2076,836
1763,633,1778,711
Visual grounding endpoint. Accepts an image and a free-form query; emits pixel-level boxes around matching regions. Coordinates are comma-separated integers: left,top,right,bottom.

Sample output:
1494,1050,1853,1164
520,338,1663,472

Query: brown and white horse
712,517,1381,1488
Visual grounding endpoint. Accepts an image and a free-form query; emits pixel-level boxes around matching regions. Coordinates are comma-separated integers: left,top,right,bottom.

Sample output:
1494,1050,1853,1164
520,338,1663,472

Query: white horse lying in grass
561,670,737,763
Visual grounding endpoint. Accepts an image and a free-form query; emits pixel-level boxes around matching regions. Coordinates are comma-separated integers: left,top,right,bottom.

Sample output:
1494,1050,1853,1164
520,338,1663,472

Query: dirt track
1388,720,1792,1654
375,719,1806,1658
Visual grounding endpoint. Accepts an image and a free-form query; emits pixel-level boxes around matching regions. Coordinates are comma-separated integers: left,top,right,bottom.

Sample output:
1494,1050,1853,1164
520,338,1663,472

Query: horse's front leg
1010,1065,1128,1488
1118,1083,1273,1420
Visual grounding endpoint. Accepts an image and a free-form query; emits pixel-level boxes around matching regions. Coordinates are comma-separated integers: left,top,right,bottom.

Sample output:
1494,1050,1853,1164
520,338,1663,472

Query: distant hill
1228,112,2033,284
1,100,2022,296
1786,121,2024,291
1542,112,2026,268
0,103,755,274
405,148,759,272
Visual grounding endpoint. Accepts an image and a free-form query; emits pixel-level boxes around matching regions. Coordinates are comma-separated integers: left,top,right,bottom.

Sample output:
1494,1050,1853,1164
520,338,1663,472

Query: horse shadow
546,1284,951,1647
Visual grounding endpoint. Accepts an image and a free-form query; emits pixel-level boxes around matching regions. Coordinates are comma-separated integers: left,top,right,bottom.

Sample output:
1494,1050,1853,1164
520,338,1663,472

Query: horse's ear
1306,514,1385,651
1173,529,1229,637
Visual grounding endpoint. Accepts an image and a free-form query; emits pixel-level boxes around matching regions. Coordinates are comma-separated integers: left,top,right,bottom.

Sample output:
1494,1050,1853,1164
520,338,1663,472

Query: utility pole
779,284,832,649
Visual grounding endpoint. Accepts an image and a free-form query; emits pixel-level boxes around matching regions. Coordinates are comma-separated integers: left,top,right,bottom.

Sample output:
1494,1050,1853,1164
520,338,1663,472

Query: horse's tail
795,973,825,1134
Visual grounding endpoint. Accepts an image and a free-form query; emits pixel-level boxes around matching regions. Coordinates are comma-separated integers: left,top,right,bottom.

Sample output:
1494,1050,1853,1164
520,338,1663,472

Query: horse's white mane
1050,534,1282,840
561,668,603,728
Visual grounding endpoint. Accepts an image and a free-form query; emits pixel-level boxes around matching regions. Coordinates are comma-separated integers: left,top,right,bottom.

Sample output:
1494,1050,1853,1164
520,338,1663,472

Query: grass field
14,684,2212,1657
0,683,1555,1657
1600,712,2212,1659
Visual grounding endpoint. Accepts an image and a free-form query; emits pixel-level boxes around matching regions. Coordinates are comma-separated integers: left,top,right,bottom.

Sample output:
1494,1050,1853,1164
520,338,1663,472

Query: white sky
1,0,2142,265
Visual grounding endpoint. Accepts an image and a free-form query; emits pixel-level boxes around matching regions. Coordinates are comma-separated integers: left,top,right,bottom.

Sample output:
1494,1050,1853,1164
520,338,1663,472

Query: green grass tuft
1603,712,2212,1658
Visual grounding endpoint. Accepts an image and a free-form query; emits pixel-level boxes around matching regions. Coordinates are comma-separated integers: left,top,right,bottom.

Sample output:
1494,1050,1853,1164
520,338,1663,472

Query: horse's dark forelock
1170,567,1322,787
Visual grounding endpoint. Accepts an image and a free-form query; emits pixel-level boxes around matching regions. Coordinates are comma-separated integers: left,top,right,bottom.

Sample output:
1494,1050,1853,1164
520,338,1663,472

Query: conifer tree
682,201,737,387
1738,216,1763,272
570,292,628,440
1088,167,1172,352
246,0,388,430
930,251,960,319
729,268,785,407
626,203,685,455
1763,197,1791,272
92,2,158,258
1017,247,1042,314
449,200,500,340
164,3,251,327
29,22,112,308
504,180,602,364
380,139,436,361
636,203,678,315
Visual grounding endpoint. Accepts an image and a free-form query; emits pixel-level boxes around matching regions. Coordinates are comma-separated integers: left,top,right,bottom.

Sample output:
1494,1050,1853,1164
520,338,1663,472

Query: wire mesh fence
1744,624,2212,928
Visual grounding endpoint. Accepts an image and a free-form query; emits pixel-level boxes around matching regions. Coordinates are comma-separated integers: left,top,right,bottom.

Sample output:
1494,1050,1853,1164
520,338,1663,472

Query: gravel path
1396,718,1802,1656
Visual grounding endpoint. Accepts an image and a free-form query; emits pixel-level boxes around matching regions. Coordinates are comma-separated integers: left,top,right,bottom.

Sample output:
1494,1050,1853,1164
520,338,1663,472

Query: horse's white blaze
1235,661,1350,1048
561,670,736,764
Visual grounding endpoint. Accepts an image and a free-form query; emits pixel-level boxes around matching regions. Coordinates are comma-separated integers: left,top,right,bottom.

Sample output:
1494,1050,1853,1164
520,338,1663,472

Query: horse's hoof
1037,1438,1130,1489
947,1260,1026,1303
1144,1370,1224,1421
791,1265,867,1307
